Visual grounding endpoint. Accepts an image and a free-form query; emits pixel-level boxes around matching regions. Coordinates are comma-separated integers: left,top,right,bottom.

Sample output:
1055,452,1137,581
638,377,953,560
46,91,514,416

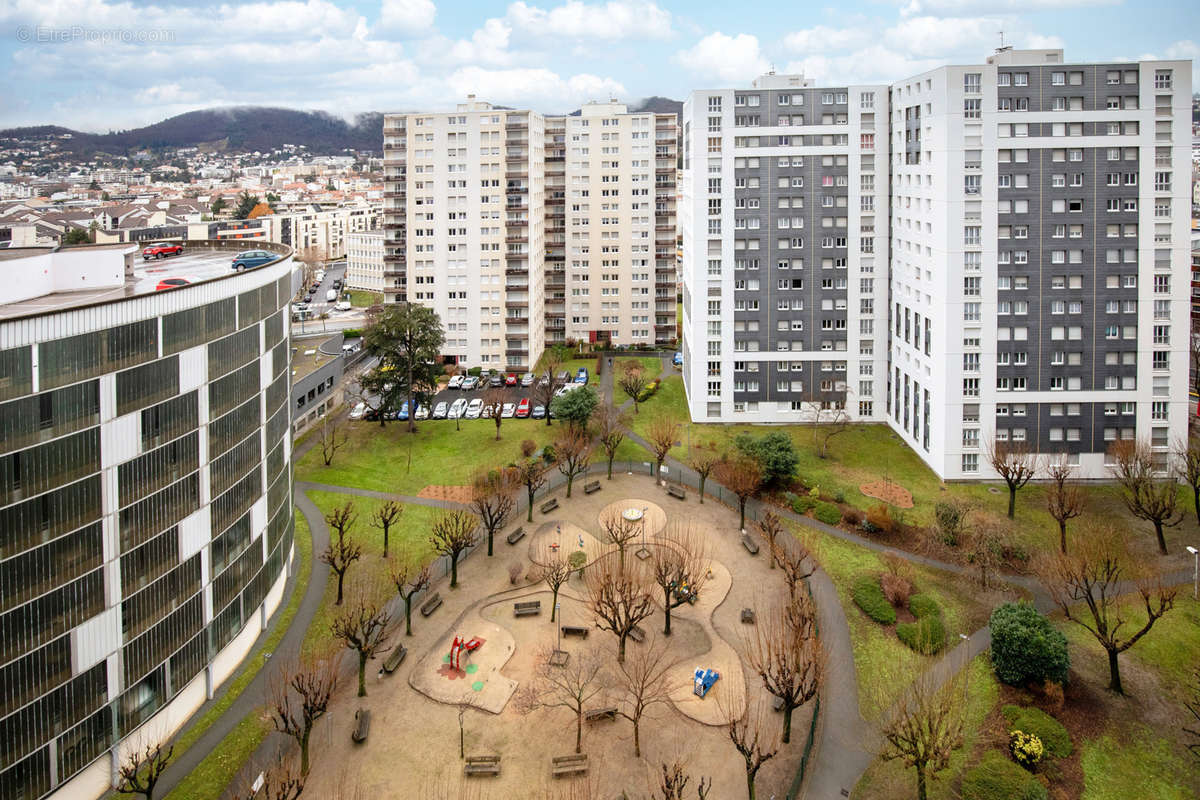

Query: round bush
907,593,940,620
1001,705,1072,758
792,495,817,514
1009,730,1044,769
962,751,1048,800
814,502,842,526
897,614,946,654
990,603,1070,687
852,576,896,625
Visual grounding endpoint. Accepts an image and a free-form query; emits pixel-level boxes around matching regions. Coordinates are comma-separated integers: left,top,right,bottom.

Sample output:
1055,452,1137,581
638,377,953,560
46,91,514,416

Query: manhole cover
988,487,1001,494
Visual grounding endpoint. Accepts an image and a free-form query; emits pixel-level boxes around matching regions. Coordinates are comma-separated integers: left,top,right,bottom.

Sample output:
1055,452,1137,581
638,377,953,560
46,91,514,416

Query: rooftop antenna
999,30,1005,48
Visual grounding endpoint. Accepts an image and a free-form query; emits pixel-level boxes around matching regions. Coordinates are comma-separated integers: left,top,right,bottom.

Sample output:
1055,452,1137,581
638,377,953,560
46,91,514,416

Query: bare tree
331,584,392,697
721,697,779,800
554,427,592,498
964,518,1008,590
1109,438,1183,555
648,524,710,637
517,646,606,753
322,501,363,605
647,419,681,486
757,512,783,569
267,654,340,776
535,344,570,427
611,637,674,757
1040,526,1176,694
1175,436,1200,526
369,499,403,559
619,361,651,414
483,387,508,440
429,509,478,589
471,467,518,557
318,415,349,466
877,670,966,800
515,456,550,523
655,761,712,800
687,446,722,503
115,740,173,800
715,455,763,531
771,535,817,601
1045,456,1084,554
585,556,657,662
600,509,642,571
987,438,1038,519
533,545,572,623
593,404,629,480
231,753,304,800
388,554,430,636
1185,666,1200,761
743,594,823,744
810,403,851,460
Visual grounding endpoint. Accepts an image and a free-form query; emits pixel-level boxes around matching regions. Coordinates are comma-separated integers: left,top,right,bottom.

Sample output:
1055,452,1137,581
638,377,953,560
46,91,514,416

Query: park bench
352,708,370,743
506,527,526,545
464,755,501,776
561,625,589,639
583,480,602,494
628,625,645,643
667,485,686,500
382,644,407,673
585,707,617,723
420,592,442,617
741,532,760,555
741,608,756,624
540,498,560,514
514,600,542,617
552,753,589,777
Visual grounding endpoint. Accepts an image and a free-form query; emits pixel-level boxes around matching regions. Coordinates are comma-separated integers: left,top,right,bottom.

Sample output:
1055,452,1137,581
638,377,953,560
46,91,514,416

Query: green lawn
628,374,689,440
611,356,662,400
346,290,382,308
1081,724,1196,800
296,417,561,495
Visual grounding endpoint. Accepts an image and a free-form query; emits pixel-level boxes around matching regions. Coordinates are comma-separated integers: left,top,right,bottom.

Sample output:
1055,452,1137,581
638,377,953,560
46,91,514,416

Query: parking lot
351,370,593,422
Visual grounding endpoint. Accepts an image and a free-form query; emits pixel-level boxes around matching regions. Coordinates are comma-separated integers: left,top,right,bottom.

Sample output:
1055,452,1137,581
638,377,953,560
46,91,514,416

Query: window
962,453,978,472
964,73,981,93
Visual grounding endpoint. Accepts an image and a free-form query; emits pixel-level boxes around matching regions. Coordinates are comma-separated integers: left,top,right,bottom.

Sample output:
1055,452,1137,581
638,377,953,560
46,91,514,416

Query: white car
414,404,429,420
554,383,576,397
448,398,468,419
520,372,535,387
432,402,448,419
349,402,366,420
465,398,484,419
481,402,495,418
335,300,352,312
447,375,464,389
501,402,517,418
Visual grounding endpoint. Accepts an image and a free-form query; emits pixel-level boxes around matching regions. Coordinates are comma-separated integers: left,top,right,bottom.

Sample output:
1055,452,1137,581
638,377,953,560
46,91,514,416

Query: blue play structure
693,667,720,698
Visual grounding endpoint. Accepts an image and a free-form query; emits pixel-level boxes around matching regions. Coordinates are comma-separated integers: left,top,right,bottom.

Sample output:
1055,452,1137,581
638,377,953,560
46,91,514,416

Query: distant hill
630,96,683,117
0,107,384,156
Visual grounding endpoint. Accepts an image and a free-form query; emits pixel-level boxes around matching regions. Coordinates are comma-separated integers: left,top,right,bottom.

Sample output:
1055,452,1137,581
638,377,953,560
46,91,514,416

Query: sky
1,0,1197,132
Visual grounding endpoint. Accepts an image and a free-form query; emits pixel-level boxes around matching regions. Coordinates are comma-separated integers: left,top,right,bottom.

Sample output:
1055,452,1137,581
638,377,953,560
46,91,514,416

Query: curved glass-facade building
0,243,296,799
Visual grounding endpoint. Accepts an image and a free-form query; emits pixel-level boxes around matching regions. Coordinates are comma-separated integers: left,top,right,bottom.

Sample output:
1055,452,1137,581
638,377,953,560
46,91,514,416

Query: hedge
791,495,817,514
852,576,896,625
907,593,940,620
1001,705,1072,758
897,614,946,654
961,750,1048,800
814,502,842,526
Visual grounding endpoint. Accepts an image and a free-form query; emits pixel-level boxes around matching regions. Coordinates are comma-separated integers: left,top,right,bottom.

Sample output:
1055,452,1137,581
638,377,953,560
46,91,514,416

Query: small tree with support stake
322,501,363,605
369,499,403,559
388,555,430,636
429,509,478,589
115,740,173,800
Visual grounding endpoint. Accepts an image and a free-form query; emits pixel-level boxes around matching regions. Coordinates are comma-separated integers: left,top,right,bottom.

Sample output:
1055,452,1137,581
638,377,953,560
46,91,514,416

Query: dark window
116,356,179,417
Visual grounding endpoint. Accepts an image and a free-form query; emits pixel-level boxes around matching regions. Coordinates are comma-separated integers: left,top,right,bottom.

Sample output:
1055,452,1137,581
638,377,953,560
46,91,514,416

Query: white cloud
445,18,515,65
884,16,1003,57
506,0,672,40
898,0,1118,17
674,32,768,84
782,26,873,54
379,0,436,34
445,66,625,108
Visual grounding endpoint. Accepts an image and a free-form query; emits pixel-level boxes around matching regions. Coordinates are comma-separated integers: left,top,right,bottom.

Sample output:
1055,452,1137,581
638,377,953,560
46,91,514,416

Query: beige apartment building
383,98,676,371
344,230,385,293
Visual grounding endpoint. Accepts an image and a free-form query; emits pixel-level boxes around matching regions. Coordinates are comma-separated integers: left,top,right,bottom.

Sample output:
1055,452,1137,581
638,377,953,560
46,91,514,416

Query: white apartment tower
384,99,677,370
680,73,891,423
889,51,1192,479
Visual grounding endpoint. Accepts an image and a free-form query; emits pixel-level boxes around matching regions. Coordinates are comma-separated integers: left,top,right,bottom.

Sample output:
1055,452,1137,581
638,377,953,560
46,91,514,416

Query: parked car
335,300,352,312
520,373,535,387
142,242,183,259
465,398,484,419
556,371,570,383
489,373,504,387
461,376,480,390
481,402,495,418
432,402,448,419
397,402,410,421
673,351,683,366
349,402,366,420
414,404,429,420
501,402,516,418
230,249,277,272
448,375,464,389
555,383,576,398
531,404,546,419
448,398,468,419
155,277,191,291
575,367,589,385
505,373,518,387
325,289,338,303
515,398,531,418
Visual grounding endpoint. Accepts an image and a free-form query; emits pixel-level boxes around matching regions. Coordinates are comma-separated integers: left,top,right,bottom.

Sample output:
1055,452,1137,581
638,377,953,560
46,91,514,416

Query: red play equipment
449,635,483,670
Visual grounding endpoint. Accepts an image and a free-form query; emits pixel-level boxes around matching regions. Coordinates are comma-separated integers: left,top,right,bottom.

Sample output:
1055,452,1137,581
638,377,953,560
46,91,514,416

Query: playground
297,473,815,798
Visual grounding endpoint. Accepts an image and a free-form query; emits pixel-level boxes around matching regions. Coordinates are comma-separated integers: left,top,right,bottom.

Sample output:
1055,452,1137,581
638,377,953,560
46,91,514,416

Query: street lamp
958,633,970,705
1187,546,1198,601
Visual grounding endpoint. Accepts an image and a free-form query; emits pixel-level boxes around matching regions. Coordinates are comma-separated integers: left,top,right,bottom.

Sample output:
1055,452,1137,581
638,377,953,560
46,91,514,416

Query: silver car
465,398,484,419
448,398,468,419
432,401,448,419
501,402,517,418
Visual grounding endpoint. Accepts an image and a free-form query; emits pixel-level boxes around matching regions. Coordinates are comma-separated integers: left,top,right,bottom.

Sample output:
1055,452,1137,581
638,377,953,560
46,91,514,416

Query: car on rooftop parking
230,249,277,272
142,242,183,259
155,277,192,291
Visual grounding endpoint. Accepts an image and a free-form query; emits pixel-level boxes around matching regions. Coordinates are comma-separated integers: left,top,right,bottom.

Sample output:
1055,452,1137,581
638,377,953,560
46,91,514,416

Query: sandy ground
419,484,475,503
859,480,914,508
297,474,815,800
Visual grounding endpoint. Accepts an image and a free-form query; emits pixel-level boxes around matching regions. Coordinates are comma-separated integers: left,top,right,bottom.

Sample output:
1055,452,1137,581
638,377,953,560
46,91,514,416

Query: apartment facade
888,51,1192,479
680,74,891,424
383,99,677,370
0,243,295,799
344,230,385,293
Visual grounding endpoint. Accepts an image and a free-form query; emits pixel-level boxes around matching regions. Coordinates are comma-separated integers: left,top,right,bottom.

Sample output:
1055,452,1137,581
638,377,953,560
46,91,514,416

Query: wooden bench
514,600,542,617
506,527,526,545
583,480,602,494
419,592,442,617
667,485,686,500
464,755,501,776
552,753,589,776
741,532,760,555
540,498,560,514
382,644,407,673
585,707,617,723
352,708,370,743
628,625,645,643
741,608,756,624
561,625,589,639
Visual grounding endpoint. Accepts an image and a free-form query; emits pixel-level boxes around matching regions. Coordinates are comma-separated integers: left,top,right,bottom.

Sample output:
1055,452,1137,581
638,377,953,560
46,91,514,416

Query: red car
505,373,517,386
142,242,184,260
515,398,531,418
155,277,191,291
